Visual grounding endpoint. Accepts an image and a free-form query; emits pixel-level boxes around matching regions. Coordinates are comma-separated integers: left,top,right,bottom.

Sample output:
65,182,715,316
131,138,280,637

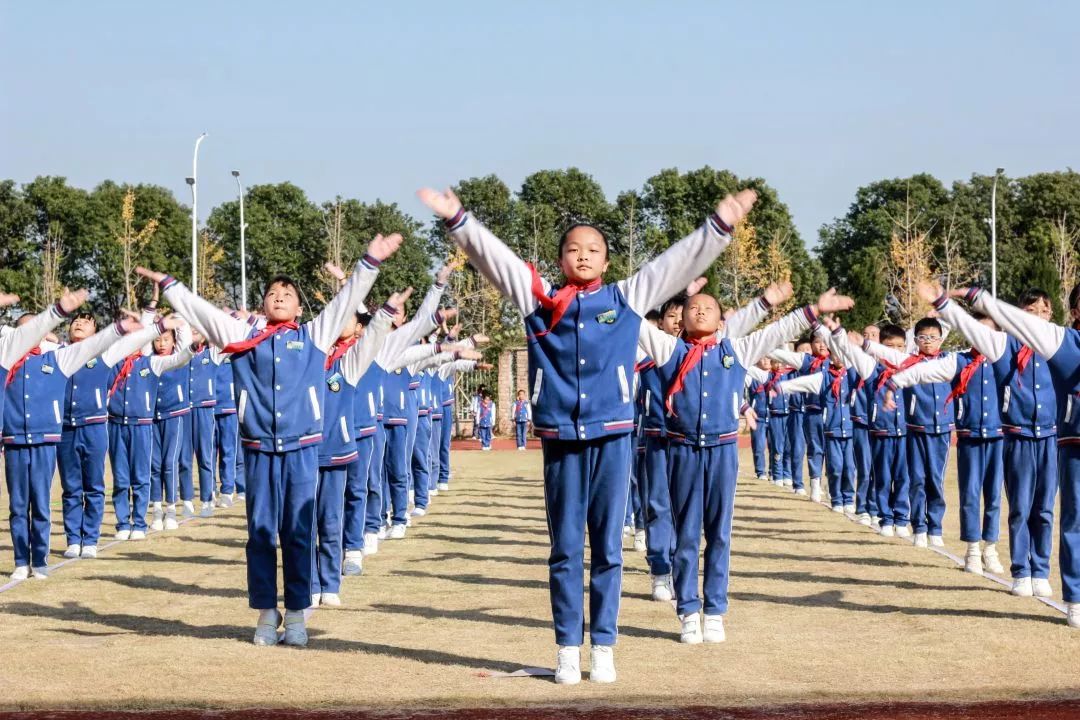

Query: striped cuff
434,343,443,354
932,293,949,312
113,320,128,336
52,301,72,319
154,319,167,335
707,213,734,236
740,402,751,415
966,287,983,304
862,338,871,352
801,305,819,327
379,303,396,317
433,309,444,325
831,325,845,339
360,253,381,269
445,208,468,231
159,275,179,292
758,295,772,311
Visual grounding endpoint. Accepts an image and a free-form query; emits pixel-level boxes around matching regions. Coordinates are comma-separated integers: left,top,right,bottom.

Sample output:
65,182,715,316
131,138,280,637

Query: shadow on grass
389,569,548,591
420,521,549,537
93,574,247,599
111,551,245,567
732,549,942,569
734,569,995,594
415,533,550,549
420,551,546,567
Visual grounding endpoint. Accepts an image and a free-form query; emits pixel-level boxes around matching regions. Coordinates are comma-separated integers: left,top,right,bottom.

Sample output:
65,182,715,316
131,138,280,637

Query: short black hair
660,293,688,318
355,312,372,326
1017,288,1051,309
913,317,942,336
558,223,609,258
644,309,661,323
880,323,906,343
264,275,301,297
72,311,96,325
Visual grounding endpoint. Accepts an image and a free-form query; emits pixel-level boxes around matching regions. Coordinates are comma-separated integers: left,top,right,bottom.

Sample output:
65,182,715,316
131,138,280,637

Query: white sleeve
972,289,1064,359
149,323,194,375
0,303,67,370
437,359,477,379
375,288,449,364
890,355,959,389
863,339,911,366
447,212,544,315
833,332,878,381
723,296,770,339
616,215,733,315
732,306,816,369
779,374,823,395
54,322,124,377
768,349,807,368
341,306,395,384
410,350,456,374
160,278,250,349
935,296,1007,362
637,321,679,366
306,257,379,354
382,343,437,373
745,365,769,382
101,325,162,367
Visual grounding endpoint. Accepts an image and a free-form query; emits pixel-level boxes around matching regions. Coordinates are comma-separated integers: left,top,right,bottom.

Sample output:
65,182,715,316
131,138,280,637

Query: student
772,332,833,501
139,232,398,647
513,389,530,450
849,336,876,524
640,289,853,644
746,357,772,482
894,283,1052,586
834,324,911,535
214,352,243,502
784,339,812,496
148,325,197,526
419,183,756,684
863,317,955,548
763,359,792,487
187,330,220,514
476,391,495,450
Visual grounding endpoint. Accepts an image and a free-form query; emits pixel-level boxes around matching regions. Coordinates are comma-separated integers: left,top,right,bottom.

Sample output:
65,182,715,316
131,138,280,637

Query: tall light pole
189,133,208,292
991,167,1004,297
231,170,248,311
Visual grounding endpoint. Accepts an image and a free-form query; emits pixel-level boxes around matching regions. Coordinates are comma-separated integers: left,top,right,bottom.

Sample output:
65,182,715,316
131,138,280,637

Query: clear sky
2,1,1078,247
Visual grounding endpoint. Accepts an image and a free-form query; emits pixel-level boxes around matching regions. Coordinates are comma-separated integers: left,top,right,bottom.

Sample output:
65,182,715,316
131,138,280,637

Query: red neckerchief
1013,344,1035,388
325,336,357,370
760,370,784,396
945,350,984,405
528,264,603,338
875,352,937,392
5,347,42,387
664,335,717,417
108,352,141,397
221,321,299,355
827,365,847,401
808,352,830,373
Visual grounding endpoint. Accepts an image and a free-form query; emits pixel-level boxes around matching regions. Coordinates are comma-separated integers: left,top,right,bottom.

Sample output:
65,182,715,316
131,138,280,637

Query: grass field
0,446,1077,712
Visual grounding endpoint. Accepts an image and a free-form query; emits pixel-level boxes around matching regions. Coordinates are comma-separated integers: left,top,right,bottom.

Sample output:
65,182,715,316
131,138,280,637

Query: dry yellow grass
0,447,1077,710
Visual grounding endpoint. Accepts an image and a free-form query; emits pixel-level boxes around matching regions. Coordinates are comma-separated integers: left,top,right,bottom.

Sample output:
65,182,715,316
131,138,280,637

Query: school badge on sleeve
596,309,617,325
722,355,734,369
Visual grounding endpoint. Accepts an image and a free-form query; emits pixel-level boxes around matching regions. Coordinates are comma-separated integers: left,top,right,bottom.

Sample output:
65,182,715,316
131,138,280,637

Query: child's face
914,327,942,355
795,342,811,354
68,317,95,342
757,356,771,371
883,336,907,351
263,282,302,323
192,329,205,346
863,325,880,344
811,337,828,356
153,331,175,355
681,294,721,338
559,227,609,284
1023,298,1053,321
770,359,783,372
660,305,683,336
517,392,525,400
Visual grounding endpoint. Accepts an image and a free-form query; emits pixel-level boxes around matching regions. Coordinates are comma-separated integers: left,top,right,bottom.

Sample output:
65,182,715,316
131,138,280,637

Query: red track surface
451,436,754,451
5,700,1080,719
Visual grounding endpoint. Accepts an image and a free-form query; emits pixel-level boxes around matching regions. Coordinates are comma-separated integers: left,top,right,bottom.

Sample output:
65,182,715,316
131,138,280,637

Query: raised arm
745,365,769,383
341,303,396,385
382,343,438,374
55,320,131,377
376,291,456,363
101,323,165,367
889,355,959,389
769,349,808,369
908,280,1006,362
0,290,85,369
833,331,879,381
410,347,481,374
967,287,1064,359
732,305,818,368
307,245,391,354
142,269,250,349
779,373,824,395
862,338,910,367
637,322,680,367
724,280,793,339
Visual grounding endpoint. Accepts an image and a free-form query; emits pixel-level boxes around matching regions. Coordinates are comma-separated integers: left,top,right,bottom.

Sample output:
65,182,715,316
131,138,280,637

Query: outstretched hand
325,263,347,285
440,307,460,323
416,188,463,220
457,348,483,361
135,267,167,284
950,286,971,299
814,288,855,316
764,280,794,307
476,362,494,371
59,288,89,315
0,292,19,308
685,276,708,296
917,280,944,306
471,333,490,346
386,287,414,314
847,330,865,348
821,314,841,332
367,233,404,263
715,189,758,229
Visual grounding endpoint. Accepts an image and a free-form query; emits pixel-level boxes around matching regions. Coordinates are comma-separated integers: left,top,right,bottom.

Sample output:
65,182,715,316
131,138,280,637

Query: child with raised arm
640,289,853,644
770,332,833,502
746,357,772,482
136,232,399,647
419,184,756,684
785,338,813,496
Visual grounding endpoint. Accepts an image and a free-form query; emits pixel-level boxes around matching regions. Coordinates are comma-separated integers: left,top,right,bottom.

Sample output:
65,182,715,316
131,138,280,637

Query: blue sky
2,1,1078,246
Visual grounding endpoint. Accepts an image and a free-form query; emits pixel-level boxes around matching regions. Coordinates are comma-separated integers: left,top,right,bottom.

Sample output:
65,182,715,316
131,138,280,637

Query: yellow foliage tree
761,229,794,317
196,230,227,305
117,189,159,310
714,220,768,311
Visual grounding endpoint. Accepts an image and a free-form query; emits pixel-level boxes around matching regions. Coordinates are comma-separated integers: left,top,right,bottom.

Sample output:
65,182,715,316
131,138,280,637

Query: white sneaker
703,614,726,643
929,535,945,548
311,593,321,607
773,478,785,487
362,533,379,556
964,543,983,574
783,479,794,488
831,505,844,514
809,478,822,503
405,515,413,527
377,526,388,541
1032,578,1053,598
1067,603,1080,628
794,488,807,496
282,610,307,647
130,530,147,541
857,513,872,526
320,592,341,607
410,507,427,517
164,515,179,531
1011,577,1034,597
218,493,235,508
81,546,98,559
870,517,882,531
757,475,770,483
913,532,928,548
150,516,163,532
679,613,702,644
236,492,246,501
622,525,632,538
253,609,282,646
115,530,131,541
200,502,214,518
894,526,911,538
843,504,856,514
437,483,449,492
983,544,1005,575
408,490,415,505
31,566,48,580
63,544,81,559
554,645,581,685
182,500,196,518
429,488,439,497
10,566,29,581
589,645,616,683
389,524,406,540
633,530,646,553
342,550,364,576
879,524,895,537
651,574,673,602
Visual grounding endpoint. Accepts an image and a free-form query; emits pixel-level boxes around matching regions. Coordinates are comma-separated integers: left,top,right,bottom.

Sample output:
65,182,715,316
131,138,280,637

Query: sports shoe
130,530,146,541
10,566,29,581
320,592,341,607
913,532,928,548
794,488,807,496
408,490,415,505
182,500,196,518
589,645,616,683
342,551,364,576
518,446,526,451
622,525,632,538
218,493,235,508
377,526,388,541
236,493,246,501
253,609,282,646
63,544,81,559
843,504,856,514
164,515,179,531
554,645,581,685
633,530,646,553
410,507,427,518
831,505,844,513
964,543,983,574
1032,578,1053,598
809,478,822,503
929,535,945,548
200,502,214,518
983,544,1005,574
870,517,881,531
895,526,912,539
1011,577,1033,597
783,478,793,488
651,574,673,602
311,593,321,607
31,566,48,580
757,475,770,483
857,513,872,526
437,483,449,492
389,524,406,540
773,477,785,487
405,515,413,527
879,524,895,537
115,529,131,541
703,614,726,643
81,546,98,559
362,533,379,556
282,610,308,647
679,613,702,644
1067,603,1080,628
429,488,439,497
151,505,164,531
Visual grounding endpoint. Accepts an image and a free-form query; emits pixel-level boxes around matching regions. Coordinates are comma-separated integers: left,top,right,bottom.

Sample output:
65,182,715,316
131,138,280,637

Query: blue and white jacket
835,330,907,438
778,326,859,439
0,303,72,436
864,340,955,436
108,322,194,426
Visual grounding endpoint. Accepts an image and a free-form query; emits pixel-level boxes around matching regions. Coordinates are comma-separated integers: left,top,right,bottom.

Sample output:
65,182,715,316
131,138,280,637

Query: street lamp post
231,170,248,311
190,133,207,292
991,167,1004,297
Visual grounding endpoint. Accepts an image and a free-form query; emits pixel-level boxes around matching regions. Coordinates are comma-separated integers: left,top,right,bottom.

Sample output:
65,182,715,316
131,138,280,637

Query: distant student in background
477,391,495,451
513,389,530,450
746,357,771,482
